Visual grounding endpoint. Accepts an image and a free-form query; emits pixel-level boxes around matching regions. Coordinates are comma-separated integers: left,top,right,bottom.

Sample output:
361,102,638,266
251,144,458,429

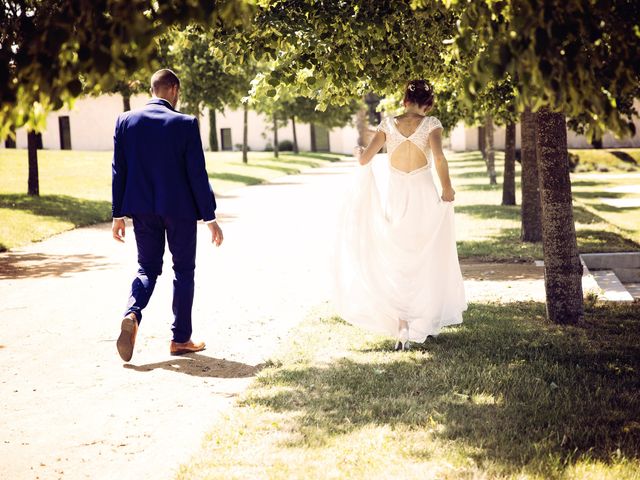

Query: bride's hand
441,186,455,202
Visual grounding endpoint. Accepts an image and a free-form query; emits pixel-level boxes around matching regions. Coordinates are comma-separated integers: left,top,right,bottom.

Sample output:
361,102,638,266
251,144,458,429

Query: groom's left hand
112,218,126,243
208,221,224,247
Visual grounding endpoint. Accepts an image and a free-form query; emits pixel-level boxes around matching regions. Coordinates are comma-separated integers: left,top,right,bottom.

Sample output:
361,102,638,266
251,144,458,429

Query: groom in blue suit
112,69,223,362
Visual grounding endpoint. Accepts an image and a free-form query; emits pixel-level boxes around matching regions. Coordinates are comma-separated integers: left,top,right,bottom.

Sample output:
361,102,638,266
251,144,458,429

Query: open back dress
333,115,467,342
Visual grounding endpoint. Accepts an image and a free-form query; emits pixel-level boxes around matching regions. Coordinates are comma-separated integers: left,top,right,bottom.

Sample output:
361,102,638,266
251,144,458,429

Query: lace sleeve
375,117,388,134
428,117,443,135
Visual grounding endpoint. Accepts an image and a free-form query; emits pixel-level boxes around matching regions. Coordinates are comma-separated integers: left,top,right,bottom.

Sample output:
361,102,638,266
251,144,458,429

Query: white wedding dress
333,115,467,343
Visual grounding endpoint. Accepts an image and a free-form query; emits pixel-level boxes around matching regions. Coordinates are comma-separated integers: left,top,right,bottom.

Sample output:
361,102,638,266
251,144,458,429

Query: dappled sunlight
183,302,640,479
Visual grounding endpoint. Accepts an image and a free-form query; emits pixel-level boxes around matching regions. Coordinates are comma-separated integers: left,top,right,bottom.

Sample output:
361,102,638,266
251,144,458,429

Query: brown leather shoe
170,339,206,356
116,314,138,362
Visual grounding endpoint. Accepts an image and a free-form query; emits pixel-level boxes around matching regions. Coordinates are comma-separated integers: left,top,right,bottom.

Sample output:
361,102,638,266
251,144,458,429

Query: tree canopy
3,0,638,140
0,0,253,138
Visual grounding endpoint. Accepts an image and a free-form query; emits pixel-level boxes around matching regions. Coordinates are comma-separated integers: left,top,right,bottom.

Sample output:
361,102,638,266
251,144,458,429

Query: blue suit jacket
112,98,216,221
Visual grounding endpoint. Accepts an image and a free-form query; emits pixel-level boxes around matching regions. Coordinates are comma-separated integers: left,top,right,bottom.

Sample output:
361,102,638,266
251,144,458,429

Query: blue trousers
125,214,197,343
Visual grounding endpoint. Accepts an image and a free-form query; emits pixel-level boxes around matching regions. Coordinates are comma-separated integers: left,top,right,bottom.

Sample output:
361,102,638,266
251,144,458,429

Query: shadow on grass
610,150,639,165
457,228,543,262
589,203,640,214
573,191,625,200
245,303,640,476
577,229,640,252
570,180,604,188
457,204,521,221
458,229,638,262
455,169,503,179
456,203,621,228
449,151,483,161
287,152,342,163
0,193,111,225
209,172,264,186
459,182,515,192
250,163,300,175
455,203,638,261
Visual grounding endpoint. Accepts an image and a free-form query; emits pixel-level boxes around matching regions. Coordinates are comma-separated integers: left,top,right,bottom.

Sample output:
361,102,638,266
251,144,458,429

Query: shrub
568,152,579,172
278,139,294,151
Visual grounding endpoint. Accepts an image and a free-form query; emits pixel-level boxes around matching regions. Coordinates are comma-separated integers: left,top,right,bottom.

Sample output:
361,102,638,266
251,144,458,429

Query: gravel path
0,158,546,479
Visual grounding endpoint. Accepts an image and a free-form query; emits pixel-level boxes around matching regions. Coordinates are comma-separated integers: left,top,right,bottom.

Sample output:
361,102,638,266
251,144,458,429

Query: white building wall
465,125,479,151
4,95,640,153
10,94,151,150
452,99,640,151
449,123,467,151
329,124,360,155
3,93,361,154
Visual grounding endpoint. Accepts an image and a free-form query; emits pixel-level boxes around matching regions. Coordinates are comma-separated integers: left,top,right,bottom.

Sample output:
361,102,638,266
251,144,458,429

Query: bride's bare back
374,114,443,174
388,114,431,173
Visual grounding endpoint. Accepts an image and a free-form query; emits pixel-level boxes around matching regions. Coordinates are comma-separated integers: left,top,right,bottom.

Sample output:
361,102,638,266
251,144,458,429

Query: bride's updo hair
404,80,434,109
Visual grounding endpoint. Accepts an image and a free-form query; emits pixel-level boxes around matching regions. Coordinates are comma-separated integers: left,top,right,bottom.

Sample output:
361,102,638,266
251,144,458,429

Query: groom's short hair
150,69,180,93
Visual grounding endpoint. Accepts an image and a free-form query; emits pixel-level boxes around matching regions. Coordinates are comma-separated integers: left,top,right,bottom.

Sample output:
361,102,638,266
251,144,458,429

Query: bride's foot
394,327,410,351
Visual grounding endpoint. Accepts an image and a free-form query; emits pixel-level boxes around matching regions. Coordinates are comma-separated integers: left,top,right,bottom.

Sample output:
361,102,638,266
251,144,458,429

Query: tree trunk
5,127,16,148
273,113,279,158
536,107,584,325
520,107,543,242
310,123,317,152
291,115,299,154
209,109,218,151
242,104,248,164
122,92,131,112
478,125,486,160
502,121,516,205
27,130,39,196
484,116,497,184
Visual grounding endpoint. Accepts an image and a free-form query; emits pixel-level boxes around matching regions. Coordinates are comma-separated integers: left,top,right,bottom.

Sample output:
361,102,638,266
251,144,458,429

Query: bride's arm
430,128,456,202
355,131,386,166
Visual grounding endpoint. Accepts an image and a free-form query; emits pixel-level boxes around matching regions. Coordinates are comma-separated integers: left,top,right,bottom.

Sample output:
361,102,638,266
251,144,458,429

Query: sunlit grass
569,148,640,173
448,151,640,261
178,302,640,480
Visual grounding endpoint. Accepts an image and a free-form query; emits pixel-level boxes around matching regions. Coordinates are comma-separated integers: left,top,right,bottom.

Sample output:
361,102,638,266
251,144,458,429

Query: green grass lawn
569,148,640,173
0,149,342,251
450,151,640,261
2,148,638,258
178,302,640,480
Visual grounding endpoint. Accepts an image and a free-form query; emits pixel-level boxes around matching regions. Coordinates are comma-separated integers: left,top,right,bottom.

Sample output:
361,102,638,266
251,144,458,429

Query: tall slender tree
291,115,299,154
242,103,249,163
484,115,497,184
502,121,516,205
209,110,218,151
27,130,39,196
520,107,542,241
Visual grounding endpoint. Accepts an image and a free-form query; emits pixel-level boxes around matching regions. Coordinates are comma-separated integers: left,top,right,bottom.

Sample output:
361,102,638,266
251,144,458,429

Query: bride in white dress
334,80,467,350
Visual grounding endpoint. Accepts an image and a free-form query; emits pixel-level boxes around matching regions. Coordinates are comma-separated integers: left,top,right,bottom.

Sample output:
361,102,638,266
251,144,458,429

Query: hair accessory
408,83,416,91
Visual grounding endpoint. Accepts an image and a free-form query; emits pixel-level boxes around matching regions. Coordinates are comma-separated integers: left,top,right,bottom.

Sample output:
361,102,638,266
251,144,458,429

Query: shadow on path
124,353,265,379
0,252,112,279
